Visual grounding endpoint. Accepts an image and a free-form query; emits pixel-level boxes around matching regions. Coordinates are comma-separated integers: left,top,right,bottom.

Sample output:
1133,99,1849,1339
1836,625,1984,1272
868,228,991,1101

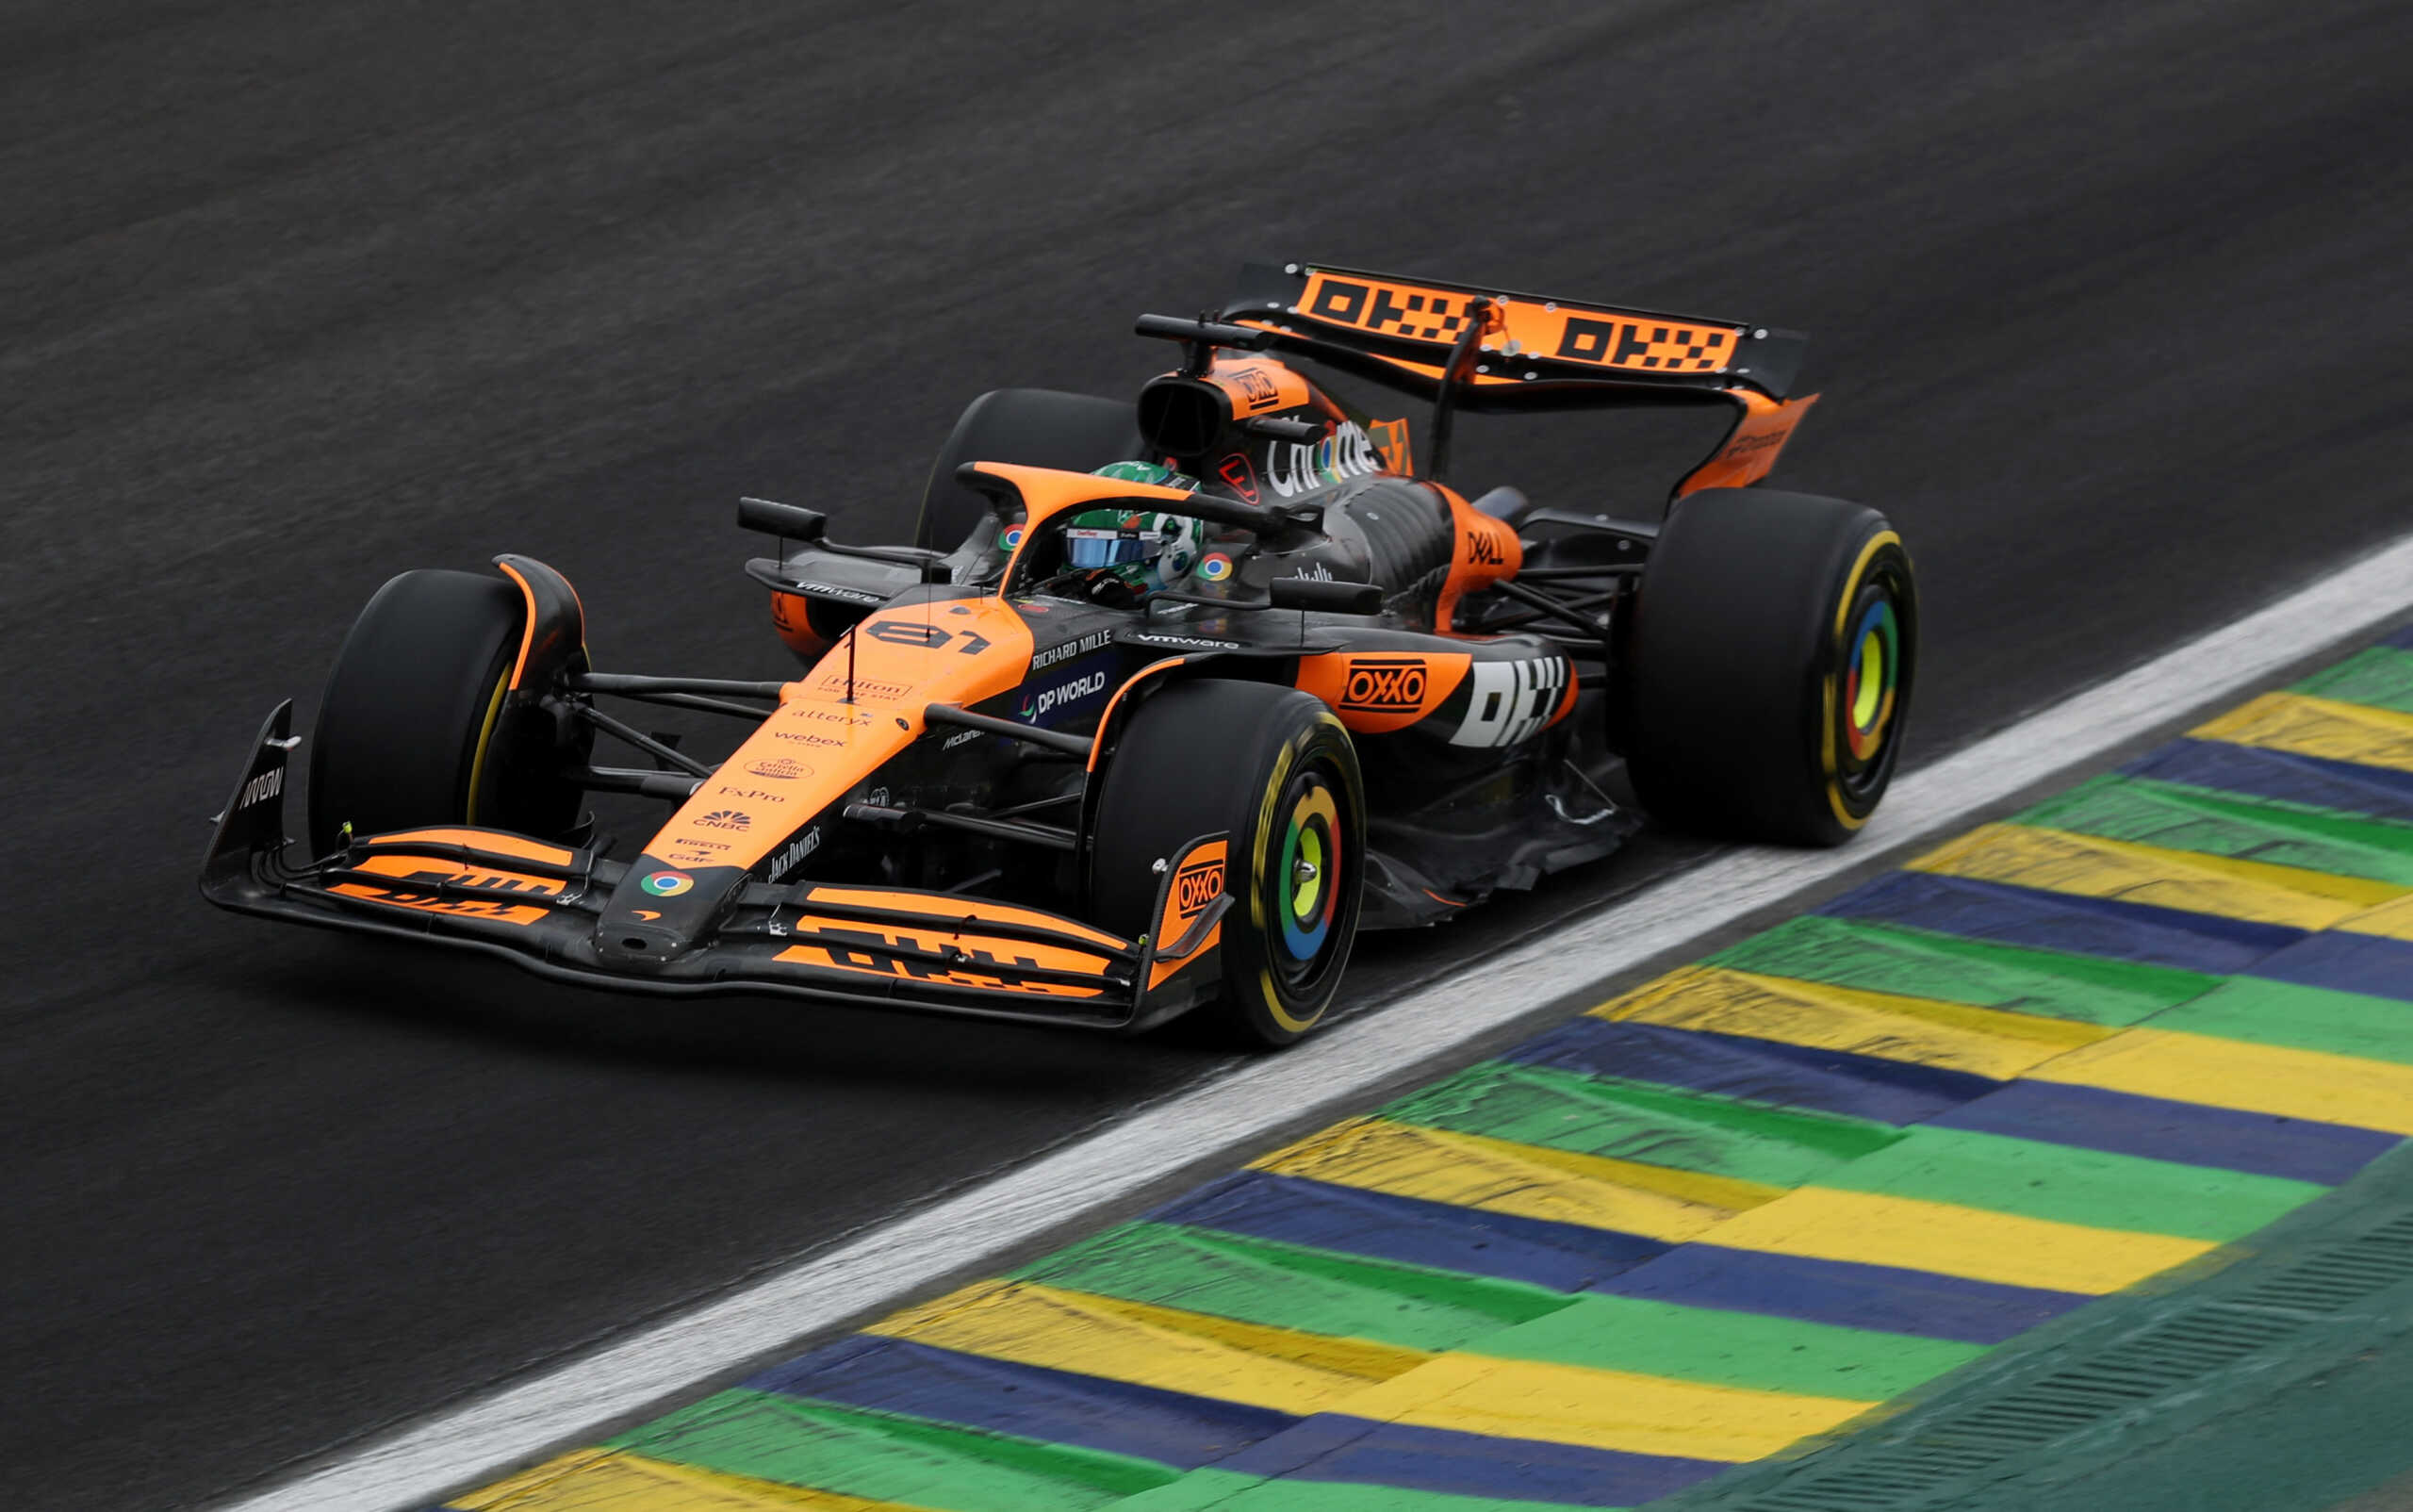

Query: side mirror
737,497,828,542
1269,577,1383,615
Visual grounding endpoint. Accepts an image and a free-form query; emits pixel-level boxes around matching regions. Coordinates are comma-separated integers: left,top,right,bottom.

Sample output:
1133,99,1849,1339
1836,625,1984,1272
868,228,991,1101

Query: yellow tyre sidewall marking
462,667,512,827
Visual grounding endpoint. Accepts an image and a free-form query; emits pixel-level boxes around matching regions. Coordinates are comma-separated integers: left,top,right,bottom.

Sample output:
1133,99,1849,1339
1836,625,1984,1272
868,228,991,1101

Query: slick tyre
1624,488,1916,846
307,569,564,854
1091,681,1366,1047
916,388,1142,551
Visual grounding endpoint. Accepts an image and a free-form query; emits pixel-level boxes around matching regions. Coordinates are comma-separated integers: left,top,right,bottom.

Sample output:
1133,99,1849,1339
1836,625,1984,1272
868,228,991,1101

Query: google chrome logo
640,871,694,897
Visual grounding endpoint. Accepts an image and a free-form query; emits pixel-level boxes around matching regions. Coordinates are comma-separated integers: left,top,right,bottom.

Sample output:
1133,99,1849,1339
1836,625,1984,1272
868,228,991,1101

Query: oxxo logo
1339,656,1428,713
1174,859,1225,918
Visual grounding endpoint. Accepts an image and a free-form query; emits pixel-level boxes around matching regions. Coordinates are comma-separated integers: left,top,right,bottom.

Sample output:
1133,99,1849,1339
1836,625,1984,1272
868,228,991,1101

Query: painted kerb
433,630,2413,1511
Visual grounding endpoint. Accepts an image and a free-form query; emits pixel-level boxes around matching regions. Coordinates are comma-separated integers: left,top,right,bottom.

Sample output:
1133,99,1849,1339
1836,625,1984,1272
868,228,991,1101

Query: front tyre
307,569,576,854
1624,488,1916,846
1090,681,1366,1047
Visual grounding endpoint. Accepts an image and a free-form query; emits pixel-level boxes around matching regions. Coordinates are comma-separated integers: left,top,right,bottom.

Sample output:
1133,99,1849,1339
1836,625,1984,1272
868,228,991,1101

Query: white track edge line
223,531,2413,1512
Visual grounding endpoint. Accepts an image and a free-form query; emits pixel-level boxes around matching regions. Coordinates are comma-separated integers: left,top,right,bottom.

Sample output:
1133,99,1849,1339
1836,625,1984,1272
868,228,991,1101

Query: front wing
199,703,1231,1031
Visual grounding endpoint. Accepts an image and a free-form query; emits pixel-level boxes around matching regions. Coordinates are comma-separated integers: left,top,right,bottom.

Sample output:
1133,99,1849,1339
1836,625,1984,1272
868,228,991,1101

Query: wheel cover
1834,564,1909,803
1842,593,1899,765
1272,772,1345,983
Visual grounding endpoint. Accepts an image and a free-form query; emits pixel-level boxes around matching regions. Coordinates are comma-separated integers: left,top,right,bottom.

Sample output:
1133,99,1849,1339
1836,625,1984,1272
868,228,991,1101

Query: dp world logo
697,810,751,830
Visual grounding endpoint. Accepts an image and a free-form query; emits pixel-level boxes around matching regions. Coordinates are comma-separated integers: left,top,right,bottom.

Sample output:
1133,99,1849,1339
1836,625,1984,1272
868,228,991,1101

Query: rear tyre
1090,681,1366,1047
1624,488,1916,846
306,570,566,854
916,388,1142,551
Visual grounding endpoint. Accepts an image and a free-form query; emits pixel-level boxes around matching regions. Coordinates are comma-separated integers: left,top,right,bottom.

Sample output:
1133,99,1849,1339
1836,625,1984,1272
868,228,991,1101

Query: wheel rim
1271,766,1347,989
1835,568,1908,801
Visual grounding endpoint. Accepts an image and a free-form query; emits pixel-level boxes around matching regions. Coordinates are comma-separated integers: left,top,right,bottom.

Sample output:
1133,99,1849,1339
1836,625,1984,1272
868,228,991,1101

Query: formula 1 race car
202,261,1914,1045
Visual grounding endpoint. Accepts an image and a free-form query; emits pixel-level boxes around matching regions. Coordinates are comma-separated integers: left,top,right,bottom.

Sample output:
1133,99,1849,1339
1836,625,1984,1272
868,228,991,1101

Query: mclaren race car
202,261,1915,1045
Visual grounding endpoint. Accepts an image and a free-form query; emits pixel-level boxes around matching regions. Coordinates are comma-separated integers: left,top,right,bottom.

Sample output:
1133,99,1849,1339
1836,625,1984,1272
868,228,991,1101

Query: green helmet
1058,463,1205,590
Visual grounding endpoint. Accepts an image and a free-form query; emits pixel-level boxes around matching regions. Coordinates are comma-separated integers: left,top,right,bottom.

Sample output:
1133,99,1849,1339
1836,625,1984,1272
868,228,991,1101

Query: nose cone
594,858,742,969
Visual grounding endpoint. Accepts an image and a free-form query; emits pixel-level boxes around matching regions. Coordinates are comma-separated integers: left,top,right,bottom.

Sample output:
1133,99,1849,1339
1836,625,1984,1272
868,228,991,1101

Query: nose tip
595,920,690,969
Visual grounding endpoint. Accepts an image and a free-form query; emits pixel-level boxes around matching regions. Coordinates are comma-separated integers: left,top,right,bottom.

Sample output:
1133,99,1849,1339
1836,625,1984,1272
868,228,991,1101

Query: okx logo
1338,656,1428,714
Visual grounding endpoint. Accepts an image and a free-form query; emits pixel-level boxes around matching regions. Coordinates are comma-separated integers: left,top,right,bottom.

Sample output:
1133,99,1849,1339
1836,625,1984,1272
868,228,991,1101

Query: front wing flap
200,704,1228,1031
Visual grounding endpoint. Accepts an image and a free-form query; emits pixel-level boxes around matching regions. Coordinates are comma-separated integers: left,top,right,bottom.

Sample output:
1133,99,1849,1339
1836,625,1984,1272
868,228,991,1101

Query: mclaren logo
1338,656,1427,713
1174,859,1225,918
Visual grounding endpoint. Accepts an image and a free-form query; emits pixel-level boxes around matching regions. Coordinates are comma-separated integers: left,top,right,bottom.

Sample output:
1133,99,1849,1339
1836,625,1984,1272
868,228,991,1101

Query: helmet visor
1062,528,1150,569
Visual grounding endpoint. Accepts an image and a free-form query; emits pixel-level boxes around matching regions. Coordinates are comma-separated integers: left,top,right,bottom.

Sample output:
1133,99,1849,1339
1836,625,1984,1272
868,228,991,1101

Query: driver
1032,461,1210,604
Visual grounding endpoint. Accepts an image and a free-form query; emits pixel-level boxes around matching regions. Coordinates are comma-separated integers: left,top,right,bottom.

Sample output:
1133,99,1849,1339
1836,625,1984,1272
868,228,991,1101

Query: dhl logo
777,924,1108,997
328,866,562,927
1174,859,1226,917
1338,656,1429,713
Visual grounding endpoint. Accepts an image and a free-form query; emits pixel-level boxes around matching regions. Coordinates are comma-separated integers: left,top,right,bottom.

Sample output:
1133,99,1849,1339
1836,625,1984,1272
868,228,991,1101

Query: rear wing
1224,261,1806,406
1219,260,1815,501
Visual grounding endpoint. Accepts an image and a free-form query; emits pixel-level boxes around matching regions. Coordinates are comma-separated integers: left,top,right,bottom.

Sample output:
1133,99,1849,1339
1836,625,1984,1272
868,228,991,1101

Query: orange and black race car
202,261,1914,1046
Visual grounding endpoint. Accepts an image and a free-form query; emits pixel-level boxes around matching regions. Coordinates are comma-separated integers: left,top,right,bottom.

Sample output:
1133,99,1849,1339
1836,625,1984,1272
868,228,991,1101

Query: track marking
217,532,2413,1512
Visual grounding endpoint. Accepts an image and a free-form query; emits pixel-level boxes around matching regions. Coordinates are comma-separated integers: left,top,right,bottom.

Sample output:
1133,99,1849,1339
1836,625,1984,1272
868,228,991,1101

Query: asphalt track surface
4,3,2409,1507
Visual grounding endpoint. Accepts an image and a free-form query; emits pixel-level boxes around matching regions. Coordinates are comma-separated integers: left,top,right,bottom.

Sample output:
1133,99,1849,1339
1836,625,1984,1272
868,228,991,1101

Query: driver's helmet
1054,461,1205,591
